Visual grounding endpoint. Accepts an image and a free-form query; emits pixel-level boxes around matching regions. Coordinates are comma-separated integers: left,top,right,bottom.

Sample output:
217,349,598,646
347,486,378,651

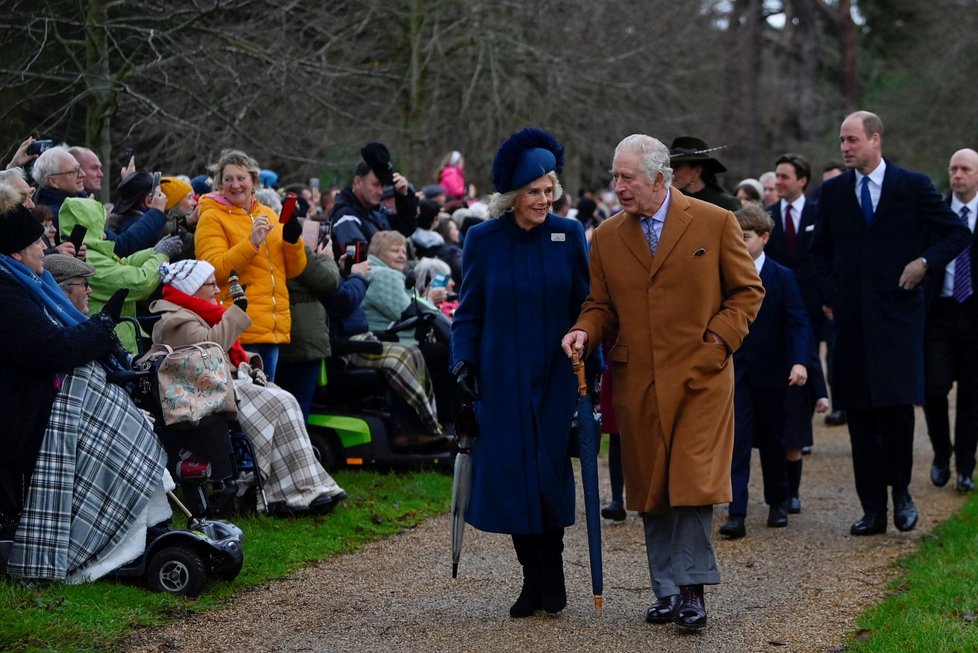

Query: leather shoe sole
850,514,887,536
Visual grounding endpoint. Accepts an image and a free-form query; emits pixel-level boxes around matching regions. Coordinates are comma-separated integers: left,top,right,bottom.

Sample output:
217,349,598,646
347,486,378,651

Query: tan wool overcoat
572,188,764,513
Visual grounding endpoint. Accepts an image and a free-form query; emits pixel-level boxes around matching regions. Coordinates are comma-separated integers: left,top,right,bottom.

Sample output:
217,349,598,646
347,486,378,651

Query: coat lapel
649,188,692,278
616,211,654,270
874,159,898,222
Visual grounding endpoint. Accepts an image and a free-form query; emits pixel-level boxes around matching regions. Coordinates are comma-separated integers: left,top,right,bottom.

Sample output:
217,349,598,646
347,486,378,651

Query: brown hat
42,253,95,283
669,136,728,174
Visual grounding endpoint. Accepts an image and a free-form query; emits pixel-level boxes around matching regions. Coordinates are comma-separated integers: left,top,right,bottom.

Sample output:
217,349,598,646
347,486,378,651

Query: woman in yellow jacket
195,149,306,381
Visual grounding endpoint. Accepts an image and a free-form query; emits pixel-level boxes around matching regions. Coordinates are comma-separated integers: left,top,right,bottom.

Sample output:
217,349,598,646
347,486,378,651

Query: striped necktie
641,216,659,255
953,206,973,303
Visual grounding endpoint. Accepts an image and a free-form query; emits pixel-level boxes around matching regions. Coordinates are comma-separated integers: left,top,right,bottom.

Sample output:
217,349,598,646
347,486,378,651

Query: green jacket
59,198,168,354
279,248,340,363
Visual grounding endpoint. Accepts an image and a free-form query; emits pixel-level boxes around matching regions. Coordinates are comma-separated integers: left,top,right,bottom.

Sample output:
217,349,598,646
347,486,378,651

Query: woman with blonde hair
194,149,306,381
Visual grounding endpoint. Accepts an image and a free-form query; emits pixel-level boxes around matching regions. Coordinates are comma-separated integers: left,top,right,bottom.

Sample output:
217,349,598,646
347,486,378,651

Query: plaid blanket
342,338,440,433
234,375,343,509
7,362,168,583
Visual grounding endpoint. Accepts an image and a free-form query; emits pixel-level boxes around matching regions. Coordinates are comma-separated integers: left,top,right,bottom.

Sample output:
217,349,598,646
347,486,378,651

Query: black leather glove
100,288,129,323
282,216,302,244
452,361,480,402
228,270,247,311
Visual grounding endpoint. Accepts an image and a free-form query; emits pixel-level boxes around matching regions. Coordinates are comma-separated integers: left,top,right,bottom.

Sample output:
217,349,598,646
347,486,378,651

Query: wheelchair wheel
147,545,206,597
308,428,340,472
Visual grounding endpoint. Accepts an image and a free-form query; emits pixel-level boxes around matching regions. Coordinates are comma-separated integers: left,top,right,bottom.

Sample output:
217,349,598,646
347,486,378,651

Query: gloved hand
153,234,184,259
282,216,302,244
228,270,247,312
251,367,268,387
100,288,129,323
453,361,480,402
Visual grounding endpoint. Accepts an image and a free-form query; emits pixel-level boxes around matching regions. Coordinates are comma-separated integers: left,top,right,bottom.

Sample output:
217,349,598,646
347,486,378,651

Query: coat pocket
609,344,629,364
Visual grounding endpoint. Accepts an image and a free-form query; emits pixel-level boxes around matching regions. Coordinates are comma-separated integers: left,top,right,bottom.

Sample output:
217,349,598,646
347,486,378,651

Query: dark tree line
2,0,975,199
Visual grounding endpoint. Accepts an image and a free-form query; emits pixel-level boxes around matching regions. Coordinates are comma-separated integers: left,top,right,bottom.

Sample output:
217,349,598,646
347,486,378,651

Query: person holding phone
195,149,306,382
104,170,174,257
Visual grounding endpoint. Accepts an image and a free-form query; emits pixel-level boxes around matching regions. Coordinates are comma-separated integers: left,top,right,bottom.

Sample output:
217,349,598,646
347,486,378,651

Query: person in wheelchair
0,186,172,584
361,230,460,427
328,250,451,453
150,259,346,516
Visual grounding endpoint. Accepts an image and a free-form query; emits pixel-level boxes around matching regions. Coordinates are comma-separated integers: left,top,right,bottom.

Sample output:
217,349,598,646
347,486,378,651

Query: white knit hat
158,259,215,295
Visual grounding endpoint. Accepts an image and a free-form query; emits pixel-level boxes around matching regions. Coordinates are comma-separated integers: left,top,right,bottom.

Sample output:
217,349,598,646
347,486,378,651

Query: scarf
0,254,88,328
161,285,250,367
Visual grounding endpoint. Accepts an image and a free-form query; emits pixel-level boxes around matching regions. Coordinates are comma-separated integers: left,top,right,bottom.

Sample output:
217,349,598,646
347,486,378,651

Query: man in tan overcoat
562,134,764,630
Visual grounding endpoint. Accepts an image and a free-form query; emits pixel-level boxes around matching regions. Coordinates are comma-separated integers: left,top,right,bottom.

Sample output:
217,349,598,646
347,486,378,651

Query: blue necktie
641,216,659,255
953,206,973,303
860,176,874,224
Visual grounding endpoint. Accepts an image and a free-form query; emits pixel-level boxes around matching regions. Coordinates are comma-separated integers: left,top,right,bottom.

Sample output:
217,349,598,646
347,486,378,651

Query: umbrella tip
594,595,603,617
452,563,458,579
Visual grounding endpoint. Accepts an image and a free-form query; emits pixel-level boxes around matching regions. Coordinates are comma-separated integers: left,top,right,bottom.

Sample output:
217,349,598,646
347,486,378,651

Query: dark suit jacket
811,160,971,409
766,199,823,330
734,256,811,390
924,198,978,318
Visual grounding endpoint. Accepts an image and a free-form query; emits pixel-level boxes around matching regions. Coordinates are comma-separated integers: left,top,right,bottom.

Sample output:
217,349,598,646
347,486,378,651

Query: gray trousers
642,505,720,598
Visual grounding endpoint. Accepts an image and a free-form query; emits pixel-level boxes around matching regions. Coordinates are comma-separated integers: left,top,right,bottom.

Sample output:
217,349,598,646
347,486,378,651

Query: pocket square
691,248,707,257
804,224,815,232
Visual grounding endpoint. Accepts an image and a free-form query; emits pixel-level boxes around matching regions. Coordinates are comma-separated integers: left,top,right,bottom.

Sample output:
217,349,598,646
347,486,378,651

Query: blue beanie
491,128,565,194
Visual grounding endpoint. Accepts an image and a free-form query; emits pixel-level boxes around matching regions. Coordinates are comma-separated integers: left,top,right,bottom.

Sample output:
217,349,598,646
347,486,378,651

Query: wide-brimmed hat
491,128,565,194
669,136,728,174
114,170,153,215
43,253,95,283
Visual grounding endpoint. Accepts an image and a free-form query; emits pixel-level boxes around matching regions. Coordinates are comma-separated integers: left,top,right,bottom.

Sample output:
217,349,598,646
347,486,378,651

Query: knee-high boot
539,529,567,614
510,534,542,618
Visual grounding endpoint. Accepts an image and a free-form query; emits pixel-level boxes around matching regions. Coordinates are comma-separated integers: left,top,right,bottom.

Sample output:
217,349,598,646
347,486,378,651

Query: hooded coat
194,194,307,345
452,214,590,534
58,198,168,353
571,188,764,514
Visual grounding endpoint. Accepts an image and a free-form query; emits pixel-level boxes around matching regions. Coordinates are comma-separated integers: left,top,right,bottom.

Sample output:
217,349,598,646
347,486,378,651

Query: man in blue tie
924,148,978,493
811,111,971,536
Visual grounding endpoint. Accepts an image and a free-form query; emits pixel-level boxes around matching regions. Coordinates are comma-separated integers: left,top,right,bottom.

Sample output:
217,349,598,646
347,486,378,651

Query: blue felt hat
491,128,565,194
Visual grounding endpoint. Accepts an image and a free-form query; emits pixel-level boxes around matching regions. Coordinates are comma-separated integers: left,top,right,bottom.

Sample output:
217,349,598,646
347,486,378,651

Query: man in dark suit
811,111,971,536
924,148,978,493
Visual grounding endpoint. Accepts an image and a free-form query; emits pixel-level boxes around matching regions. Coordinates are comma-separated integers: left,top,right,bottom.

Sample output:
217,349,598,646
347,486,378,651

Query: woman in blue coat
452,128,589,618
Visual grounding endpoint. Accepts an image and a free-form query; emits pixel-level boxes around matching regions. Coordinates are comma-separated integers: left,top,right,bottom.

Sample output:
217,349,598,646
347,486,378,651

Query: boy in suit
720,205,812,538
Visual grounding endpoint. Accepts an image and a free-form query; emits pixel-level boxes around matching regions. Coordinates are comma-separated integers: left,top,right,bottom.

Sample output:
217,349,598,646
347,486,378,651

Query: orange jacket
195,194,306,344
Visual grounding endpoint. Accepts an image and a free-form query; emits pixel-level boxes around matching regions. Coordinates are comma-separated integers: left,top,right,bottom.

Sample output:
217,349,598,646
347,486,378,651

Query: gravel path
124,407,964,653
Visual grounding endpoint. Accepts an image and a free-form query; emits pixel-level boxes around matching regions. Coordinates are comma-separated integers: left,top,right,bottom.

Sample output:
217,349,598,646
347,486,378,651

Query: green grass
0,469,451,653
848,493,978,651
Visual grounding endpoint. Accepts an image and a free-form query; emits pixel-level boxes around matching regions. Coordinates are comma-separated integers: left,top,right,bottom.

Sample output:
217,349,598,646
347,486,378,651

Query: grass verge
0,469,451,653
848,492,978,651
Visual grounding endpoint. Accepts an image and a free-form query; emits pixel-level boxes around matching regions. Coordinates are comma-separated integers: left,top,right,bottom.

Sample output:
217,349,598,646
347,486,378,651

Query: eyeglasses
51,166,83,177
63,280,91,289
202,282,220,289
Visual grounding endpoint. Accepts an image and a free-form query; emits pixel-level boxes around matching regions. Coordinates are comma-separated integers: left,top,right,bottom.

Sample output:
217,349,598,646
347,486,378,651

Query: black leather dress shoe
788,497,802,514
824,410,846,426
601,502,627,521
645,594,679,624
850,513,887,535
674,584,707,630
892,492,918,532
931,463,951,487
956,474,975,493
718,515,746,539
767,502,789,528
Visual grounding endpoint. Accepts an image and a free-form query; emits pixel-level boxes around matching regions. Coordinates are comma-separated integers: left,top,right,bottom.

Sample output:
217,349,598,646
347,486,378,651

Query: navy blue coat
811,161,971,409
452,214,589,534
734,256,811,389
766,199,825,335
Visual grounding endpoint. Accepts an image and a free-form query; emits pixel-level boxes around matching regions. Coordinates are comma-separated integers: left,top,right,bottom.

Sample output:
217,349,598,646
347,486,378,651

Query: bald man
923,148,978,493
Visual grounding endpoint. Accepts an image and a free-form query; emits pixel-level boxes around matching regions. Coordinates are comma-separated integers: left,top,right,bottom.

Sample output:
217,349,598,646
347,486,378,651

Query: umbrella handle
571,351,587,398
